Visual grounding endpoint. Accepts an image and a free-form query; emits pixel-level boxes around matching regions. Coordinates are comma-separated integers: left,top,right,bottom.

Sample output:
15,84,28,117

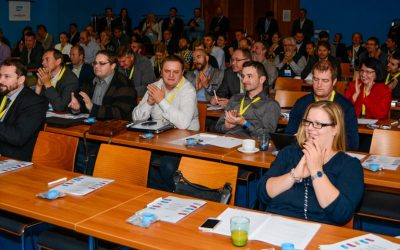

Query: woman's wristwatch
311,170,324,181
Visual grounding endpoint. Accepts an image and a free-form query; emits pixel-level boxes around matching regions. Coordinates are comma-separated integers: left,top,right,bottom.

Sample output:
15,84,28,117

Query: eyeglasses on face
360,69,375,75
231,58,248,62
301,119,335,129
92,61,110,67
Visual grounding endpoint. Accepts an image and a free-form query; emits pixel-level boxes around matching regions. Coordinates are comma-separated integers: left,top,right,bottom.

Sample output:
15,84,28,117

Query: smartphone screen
199,218,221,230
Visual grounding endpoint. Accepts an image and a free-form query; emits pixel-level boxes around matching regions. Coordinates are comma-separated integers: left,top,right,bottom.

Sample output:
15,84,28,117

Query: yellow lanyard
129,66,135,80
239,96,261,116
166,77,184,103
315,90,336,102
52,66,66,88
385,71,400,85
0,96,14,119
362,86,366,116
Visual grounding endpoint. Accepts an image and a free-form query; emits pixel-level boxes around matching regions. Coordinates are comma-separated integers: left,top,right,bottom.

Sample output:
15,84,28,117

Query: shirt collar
7,85,24,101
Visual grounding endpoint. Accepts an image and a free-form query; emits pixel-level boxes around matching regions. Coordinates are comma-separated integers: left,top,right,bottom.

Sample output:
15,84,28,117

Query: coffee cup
242,139,256,151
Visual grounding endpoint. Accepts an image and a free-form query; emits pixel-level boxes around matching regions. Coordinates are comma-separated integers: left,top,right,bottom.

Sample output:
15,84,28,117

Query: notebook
127,121,174,134
269,132,297,150
46,117,85,128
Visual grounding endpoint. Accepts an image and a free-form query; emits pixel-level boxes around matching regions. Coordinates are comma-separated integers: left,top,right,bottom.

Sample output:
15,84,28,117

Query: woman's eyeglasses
301,119,335,129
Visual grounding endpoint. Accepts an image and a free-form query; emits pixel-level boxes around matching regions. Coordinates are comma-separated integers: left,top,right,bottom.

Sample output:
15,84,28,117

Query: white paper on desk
0,159,32,174
363,155,400,170
357,118,378,125
207,104,223,111
46,111,89,119
51,176,114,196
170,133,242,148
213,208,320,250
134,196,207,223
346,152,368,161
319,233,400,250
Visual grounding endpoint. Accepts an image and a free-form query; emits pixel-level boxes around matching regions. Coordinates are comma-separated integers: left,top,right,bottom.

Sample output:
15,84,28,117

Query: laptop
127,121,175,134
269,132,297,151
46,117,85,128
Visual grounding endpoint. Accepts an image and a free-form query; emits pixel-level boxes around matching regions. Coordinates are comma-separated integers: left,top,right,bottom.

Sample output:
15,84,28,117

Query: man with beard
0,59,47,161
385,51,400,98
185,49,224,101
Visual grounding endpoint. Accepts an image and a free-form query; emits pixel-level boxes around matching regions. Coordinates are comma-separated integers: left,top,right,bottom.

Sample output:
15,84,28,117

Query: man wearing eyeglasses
285,60,359,151
275,36,307,78
211,48,251,108
35,49,79,112
0,59,47,161
68,50,137,120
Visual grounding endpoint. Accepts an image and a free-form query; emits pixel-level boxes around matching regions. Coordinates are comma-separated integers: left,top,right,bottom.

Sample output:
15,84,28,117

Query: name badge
284,69,292,77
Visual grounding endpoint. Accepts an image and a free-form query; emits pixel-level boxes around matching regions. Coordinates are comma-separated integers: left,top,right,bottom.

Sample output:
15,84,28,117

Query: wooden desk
112,129,235,161
0,165,150,230
206,109,223,118
76,189,400,249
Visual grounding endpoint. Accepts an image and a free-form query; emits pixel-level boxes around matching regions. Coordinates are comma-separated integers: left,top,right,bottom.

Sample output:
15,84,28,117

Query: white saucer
237,147,260,154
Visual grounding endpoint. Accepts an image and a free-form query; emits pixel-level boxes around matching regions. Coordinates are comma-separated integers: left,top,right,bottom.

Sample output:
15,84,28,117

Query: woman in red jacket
345,57,391,119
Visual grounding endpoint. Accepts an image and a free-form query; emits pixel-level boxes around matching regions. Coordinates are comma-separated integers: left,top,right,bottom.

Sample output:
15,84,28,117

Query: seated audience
386,51,400,98
117,46,156,97
345,57,391,119
215,61,280,137
286,60,359,151
36,24,54,50
358,37,387,74
212,48,251,108
258,101,364,226
68,50,137,120
150,43,168,79
20,31,44,68
68,45,95,87
0,59,47,161
54,32,72,60
79,30,100,64
35,49,79,111
203,33,225,70
251,41,278,89
185,49,224,101
132,54,199,130
301,41,341,80
274,36,306,78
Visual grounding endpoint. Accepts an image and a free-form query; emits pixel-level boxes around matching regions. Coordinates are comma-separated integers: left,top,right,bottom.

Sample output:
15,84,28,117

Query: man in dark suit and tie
20,31,44,69
0,59,48,161
291,8,314,42
161,7,184,40
69,23,80,46
256,11,279,45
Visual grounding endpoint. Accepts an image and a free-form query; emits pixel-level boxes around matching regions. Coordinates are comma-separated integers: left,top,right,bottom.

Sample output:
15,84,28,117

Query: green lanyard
129,66,135,80
166,77,184,103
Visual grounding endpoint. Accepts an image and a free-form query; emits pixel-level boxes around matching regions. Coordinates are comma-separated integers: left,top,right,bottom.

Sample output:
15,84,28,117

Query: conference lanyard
166,77,184,103
0,96,14,120
51,66,66,88
239,96,261,116
129,66,135,80
362,87,366,116
385,72,400,85
315,90,336,102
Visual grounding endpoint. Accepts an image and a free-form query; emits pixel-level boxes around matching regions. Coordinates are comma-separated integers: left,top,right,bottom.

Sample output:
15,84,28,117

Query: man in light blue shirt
79,31,99,64
204,33,225,70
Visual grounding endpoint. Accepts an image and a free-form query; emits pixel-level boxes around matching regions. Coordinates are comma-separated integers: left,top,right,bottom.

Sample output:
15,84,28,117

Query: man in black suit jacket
294,31,307,58
209,7,230,37
162,29,179,55
35,49,79,112
69,45,95,88
256,11,279,44
69,23,80,46
0,59,47,161
68,50,137,120
212,48,251,108
161,7,184,40
291,8,314,42
20,32,44,69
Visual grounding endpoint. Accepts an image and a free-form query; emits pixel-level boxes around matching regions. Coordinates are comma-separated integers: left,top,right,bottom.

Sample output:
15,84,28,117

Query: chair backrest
32,131,79,171
197,101,207,132
369,129,400,156
93,144,151,186
178,157,238,205
274,90,309,108
275,77,303,91
334,81,348,96
340,63,352,79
